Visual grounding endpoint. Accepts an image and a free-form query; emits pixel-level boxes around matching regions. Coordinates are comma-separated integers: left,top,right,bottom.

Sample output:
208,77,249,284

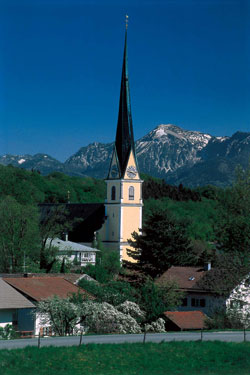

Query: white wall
0,309,13,327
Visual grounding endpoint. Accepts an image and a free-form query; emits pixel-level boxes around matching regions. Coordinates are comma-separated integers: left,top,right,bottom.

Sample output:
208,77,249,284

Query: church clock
126,166,137,179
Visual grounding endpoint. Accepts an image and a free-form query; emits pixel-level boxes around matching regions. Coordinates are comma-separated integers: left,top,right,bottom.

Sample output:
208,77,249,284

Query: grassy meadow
0,341,250,375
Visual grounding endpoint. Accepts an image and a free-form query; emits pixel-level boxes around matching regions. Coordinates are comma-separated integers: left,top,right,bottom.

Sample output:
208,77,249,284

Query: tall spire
115,17,136,177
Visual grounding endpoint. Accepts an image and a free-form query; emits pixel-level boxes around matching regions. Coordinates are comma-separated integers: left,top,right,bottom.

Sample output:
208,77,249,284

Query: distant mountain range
1,124,250,187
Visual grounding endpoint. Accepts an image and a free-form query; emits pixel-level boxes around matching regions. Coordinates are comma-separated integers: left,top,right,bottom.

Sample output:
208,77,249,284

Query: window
191,298,206,307
129,186,134,200
181,298,188,307
200,299,206,307
111,186,116,200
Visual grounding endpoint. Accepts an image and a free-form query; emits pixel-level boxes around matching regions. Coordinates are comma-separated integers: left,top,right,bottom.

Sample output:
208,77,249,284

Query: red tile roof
1,273,84,285
164,311,207,330
156,266,207,291
3,277,88,302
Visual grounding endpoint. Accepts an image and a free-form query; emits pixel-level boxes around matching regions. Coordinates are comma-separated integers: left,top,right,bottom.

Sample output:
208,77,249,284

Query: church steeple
114,24,137,177
99,20,143,262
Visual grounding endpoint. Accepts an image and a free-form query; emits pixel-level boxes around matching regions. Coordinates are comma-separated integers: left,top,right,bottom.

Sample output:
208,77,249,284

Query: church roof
114,29,138,177
39,203,105,242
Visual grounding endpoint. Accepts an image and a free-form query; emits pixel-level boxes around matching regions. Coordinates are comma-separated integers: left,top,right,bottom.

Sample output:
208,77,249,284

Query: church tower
98,22,143,261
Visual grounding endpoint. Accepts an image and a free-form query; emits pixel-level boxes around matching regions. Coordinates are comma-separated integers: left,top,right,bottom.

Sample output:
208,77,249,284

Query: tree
138,280,183,324
127,208,192,278
214,164,250,282
39,205,72,271
78,279,137,306
83,248,121,283
37,296,81,336
0,197,40,272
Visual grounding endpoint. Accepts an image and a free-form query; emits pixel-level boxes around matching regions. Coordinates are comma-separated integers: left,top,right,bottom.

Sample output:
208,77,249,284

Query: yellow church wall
106,205,120,242
121,206,142,242
122,181,141,204
97,205,120,243
106,180,121,203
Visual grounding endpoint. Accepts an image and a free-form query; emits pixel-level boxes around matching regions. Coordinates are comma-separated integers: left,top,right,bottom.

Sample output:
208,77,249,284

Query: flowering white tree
117,301,145,322
145,318,166,333
80,301,142,334
37,297,167,336
37,296,80,336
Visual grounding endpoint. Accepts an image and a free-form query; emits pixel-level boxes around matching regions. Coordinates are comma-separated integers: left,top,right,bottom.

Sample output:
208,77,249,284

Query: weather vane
125,15,129,30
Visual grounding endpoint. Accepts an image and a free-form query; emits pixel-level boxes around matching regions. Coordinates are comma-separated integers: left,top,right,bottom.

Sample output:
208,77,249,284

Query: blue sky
0,0,249,161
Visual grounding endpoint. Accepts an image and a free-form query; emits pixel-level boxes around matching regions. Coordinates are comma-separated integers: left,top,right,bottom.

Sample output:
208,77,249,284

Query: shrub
0,324,18,340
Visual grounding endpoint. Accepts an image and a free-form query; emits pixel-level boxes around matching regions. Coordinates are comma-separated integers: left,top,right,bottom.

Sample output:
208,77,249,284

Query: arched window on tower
111,186,116,201
129,186,134,200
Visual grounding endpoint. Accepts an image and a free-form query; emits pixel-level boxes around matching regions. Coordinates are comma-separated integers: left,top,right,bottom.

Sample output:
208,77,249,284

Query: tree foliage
138,280,183,325
0,165,106,205
142,174,201,201
127,208,193,277
0,196,40,272
83,248,121,283
37,295,81,336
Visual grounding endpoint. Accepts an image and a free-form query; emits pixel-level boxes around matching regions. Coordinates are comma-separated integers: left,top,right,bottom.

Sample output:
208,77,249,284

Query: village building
45,237,99,266
163,311,207,331
2,276,91,336
157,265,250,328
0,278,35,333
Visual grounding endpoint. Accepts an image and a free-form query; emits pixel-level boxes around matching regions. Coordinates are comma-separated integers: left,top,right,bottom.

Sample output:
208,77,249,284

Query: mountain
64,142,114,178
1,125,250,187
0,153,64,175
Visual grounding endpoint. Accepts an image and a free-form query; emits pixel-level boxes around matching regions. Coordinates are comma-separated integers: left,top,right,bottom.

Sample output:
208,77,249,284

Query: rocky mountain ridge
1,124,249,187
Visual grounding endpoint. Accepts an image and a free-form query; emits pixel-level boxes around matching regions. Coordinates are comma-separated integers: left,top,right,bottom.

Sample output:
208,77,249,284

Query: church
40,25,143,262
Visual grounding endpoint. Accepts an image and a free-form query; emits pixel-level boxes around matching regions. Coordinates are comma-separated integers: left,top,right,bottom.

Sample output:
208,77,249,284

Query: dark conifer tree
126,208,193,278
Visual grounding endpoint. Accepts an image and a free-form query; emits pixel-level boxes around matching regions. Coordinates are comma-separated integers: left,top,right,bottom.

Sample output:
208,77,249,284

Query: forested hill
0,164,220,246
0,164,220,205
0,165,106,204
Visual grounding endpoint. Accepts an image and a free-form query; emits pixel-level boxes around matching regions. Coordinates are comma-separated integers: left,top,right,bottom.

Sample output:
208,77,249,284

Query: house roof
46,238,100,253
156,266,208,291
0,278,35,309
0,273,96,285
3,277,89,302
164,311,207,330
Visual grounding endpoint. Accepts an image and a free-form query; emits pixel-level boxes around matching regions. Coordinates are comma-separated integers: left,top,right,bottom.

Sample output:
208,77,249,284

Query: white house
226,276,250,326
3,276,92,336
156,265,250,326
0,278,35,333
46,238,99,266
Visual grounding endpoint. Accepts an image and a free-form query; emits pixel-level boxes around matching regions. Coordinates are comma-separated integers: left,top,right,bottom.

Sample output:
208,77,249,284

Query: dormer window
111,186,116,201
129,186,134,200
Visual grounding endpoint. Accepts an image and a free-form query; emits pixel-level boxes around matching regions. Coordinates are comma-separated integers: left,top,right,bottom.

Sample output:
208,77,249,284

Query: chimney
63,231,68,241
204,262,211,271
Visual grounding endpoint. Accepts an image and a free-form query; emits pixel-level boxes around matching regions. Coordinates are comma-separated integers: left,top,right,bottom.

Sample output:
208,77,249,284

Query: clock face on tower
126,166,137,179
111,165,119,178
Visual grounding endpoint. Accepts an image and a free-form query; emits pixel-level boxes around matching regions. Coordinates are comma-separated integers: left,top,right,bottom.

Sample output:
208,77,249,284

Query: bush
145,318,166,333
205,308,248,330
0,324,18,340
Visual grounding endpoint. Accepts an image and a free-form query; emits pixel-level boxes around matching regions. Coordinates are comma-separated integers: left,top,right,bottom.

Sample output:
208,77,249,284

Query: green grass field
0,341,249,375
